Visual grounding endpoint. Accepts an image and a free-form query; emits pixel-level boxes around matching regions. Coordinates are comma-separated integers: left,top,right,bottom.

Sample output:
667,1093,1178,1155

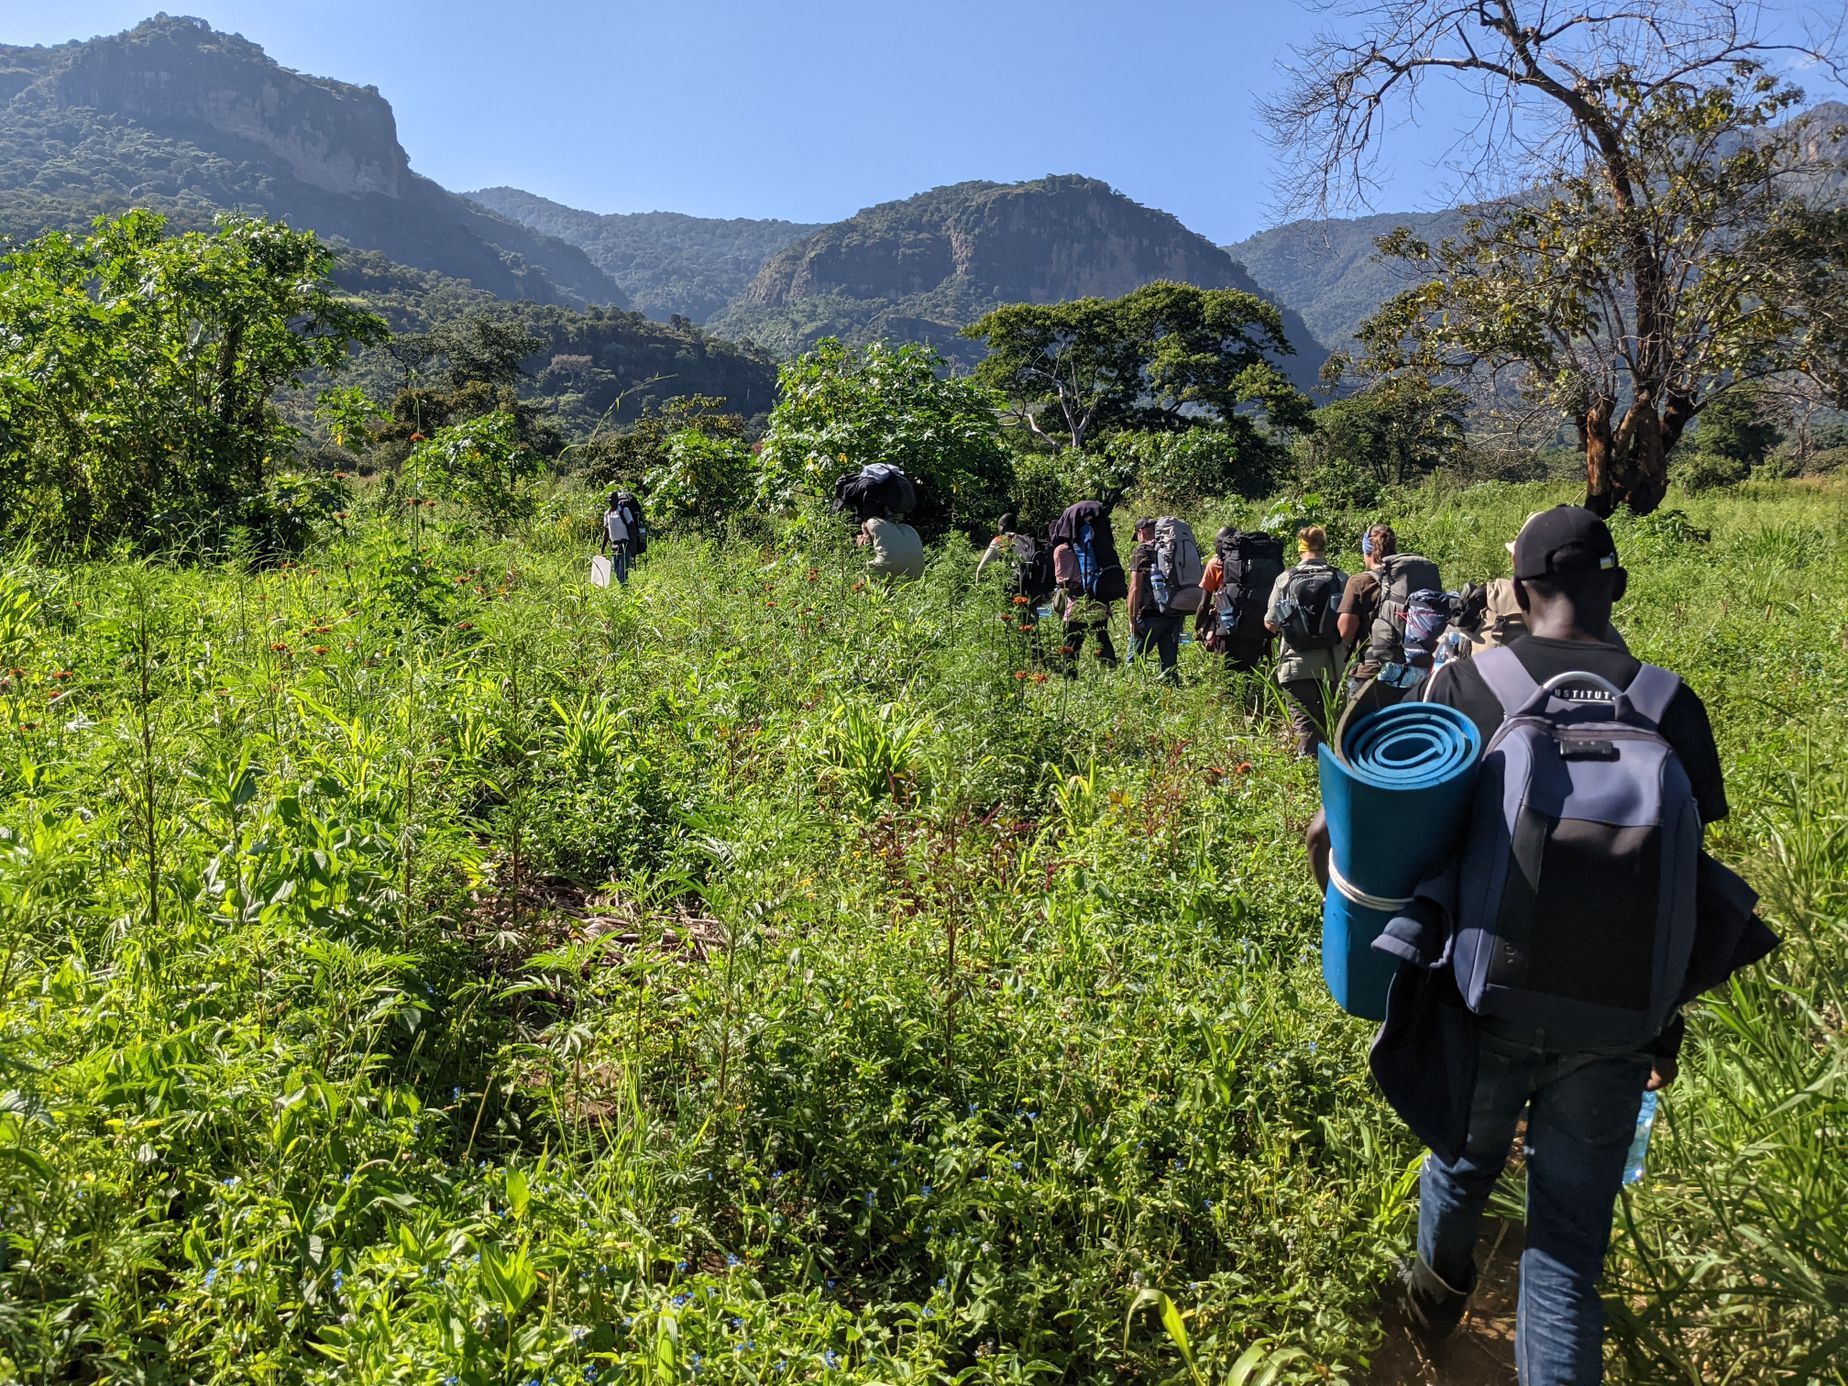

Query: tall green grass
0,478,1842,1382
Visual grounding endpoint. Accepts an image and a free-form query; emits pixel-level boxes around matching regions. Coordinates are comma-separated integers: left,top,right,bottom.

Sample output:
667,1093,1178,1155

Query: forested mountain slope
466,186,822,324
0,16,626,306
707,175,1330,387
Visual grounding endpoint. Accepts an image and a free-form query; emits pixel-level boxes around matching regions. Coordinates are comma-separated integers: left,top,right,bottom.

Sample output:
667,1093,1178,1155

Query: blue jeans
611,541,631,585
1418,1030,1650,1384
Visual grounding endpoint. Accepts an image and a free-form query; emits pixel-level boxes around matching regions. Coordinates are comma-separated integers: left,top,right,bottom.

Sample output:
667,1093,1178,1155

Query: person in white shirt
599,492,632,585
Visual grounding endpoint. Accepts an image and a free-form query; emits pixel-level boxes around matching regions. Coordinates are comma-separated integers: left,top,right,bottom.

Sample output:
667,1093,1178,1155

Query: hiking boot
1399,1254,1475,1348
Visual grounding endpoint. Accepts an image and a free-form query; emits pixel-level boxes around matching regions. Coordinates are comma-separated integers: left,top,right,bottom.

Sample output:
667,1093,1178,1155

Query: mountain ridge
0,15,628,307
704,175,1331,387
463,186,822,323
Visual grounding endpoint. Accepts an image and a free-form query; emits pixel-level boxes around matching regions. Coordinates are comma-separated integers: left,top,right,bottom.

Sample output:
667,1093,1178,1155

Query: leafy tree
1299,378,1466,488
1696,383,1782,468
409,412,542,534
756,339,1011,536
314,386,388,454
573,394,746,489
965,281,1313,450
644,430,755,533
1268,0,1848,514
0,210,384,549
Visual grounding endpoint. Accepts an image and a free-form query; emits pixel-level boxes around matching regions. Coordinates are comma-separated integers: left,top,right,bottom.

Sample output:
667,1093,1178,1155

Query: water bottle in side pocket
1623,1089,1659,1185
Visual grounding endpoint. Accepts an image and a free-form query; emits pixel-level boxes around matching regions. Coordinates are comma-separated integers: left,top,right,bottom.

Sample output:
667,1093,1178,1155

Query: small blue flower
203,1267,218,1288
921,1184,933,1197
726,1253,740,1267
672,1292,691,1308
863,1190,874,1207
824,1348,840,1368
676,1259,689,1273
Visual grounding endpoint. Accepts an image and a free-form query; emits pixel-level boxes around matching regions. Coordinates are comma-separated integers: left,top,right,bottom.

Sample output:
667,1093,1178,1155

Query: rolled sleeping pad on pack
1317,702,1481,1020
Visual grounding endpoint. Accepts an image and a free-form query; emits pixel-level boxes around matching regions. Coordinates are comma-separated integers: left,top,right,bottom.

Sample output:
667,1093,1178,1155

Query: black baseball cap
1134,516,1157,533
1512,505,1620,580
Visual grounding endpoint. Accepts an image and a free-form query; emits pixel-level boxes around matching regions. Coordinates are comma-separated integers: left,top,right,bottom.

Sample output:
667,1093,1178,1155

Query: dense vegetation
0,475,1841,1382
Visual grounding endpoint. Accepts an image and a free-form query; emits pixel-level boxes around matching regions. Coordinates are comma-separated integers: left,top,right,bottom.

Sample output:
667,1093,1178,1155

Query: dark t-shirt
1339,570,1383,676
1425,637,1729,823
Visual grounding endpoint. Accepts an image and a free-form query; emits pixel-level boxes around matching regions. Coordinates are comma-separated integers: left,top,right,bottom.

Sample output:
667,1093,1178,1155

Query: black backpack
1214,531,1285,640
1276,566,1346,650
1015,539,1055,603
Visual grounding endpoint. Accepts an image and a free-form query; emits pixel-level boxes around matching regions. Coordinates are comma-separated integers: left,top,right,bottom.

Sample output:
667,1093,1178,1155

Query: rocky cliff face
712,176,1328,386
41,17,406,197
0,17,624,308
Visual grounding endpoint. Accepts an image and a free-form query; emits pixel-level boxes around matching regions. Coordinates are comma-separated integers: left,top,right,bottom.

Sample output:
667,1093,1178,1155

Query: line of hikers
608,464,1765,1384
976,501,1570,759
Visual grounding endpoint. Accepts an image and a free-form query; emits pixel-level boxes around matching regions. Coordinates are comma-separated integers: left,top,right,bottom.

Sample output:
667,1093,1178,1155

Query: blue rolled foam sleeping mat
1317,702,1481,1020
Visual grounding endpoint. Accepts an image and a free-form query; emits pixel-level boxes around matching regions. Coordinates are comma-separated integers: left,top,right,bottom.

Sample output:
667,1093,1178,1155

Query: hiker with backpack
599,491,634,585
1197,526,1282,675
857,514,925,581
1263,525,1347,756
616,489,648,565
1372,507,1740,1382
1337,523,1444,714
1127,516,1206,683
976,512,1053,605
1467,512,1630,658
1049,499,1127,675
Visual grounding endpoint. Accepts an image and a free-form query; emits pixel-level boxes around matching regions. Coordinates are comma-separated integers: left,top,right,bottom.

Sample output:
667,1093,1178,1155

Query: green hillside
466,186,822,323
707,175,1331,389
0,16,626,307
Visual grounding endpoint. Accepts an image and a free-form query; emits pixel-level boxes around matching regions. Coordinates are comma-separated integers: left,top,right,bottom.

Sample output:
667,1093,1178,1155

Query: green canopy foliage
756,340,1012,537
964,282,1314,456
0,210,384,551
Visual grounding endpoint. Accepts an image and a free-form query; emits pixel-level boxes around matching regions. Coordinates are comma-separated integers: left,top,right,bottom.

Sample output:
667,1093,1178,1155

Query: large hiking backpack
1451,648,1700,1051
617,496,647,554
1401,589,1454,670
832,464,917,522
1152,516,1205,613
1366,553,1443,668
1015,537,1055,604
1213,531,1285,641
1074,522,1128,601
1274,565,1346,651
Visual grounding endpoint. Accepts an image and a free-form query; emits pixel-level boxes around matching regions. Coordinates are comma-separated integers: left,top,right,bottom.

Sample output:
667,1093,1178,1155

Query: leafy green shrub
1676,449,1750,494
643,428,754,533
410,411,542,533
756,339,1011,537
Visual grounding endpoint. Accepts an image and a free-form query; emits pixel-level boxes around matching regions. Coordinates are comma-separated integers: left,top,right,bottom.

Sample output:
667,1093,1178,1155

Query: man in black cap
1395,505,1729,1380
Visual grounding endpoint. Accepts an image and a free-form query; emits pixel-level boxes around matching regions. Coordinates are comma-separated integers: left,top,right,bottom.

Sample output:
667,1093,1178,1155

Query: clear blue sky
4,2,1840,242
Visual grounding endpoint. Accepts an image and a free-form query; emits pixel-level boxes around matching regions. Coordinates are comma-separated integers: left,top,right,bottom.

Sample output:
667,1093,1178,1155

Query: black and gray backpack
1451,648,1700,1051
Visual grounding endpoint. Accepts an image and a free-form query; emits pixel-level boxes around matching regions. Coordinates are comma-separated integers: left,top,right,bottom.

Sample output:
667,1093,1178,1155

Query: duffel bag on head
1452,649,1700,1051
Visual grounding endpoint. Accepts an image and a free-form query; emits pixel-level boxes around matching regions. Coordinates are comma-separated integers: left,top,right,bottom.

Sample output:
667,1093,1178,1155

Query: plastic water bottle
1623,1089,1659,1185
1151,568,1171,609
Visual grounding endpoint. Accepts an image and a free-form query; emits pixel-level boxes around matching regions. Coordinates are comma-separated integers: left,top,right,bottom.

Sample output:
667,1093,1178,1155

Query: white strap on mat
1328,859,1415,914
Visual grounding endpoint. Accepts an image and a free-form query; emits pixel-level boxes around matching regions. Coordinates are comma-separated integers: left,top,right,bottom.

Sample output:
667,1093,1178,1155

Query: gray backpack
1367,553,1443,669
1451,648,1700,1051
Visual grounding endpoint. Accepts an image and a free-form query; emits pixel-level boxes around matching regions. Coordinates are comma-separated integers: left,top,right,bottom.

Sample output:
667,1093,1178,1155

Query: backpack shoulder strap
1624,663,1682,728
1472,645,1540,718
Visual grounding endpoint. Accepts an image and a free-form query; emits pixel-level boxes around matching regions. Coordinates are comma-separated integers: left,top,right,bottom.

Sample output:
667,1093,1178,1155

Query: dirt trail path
1362,1220,1522,1385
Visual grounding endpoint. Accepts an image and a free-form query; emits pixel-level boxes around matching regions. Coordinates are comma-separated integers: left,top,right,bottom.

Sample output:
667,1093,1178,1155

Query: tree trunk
1579,393,1618,516
1582,395,1672,516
